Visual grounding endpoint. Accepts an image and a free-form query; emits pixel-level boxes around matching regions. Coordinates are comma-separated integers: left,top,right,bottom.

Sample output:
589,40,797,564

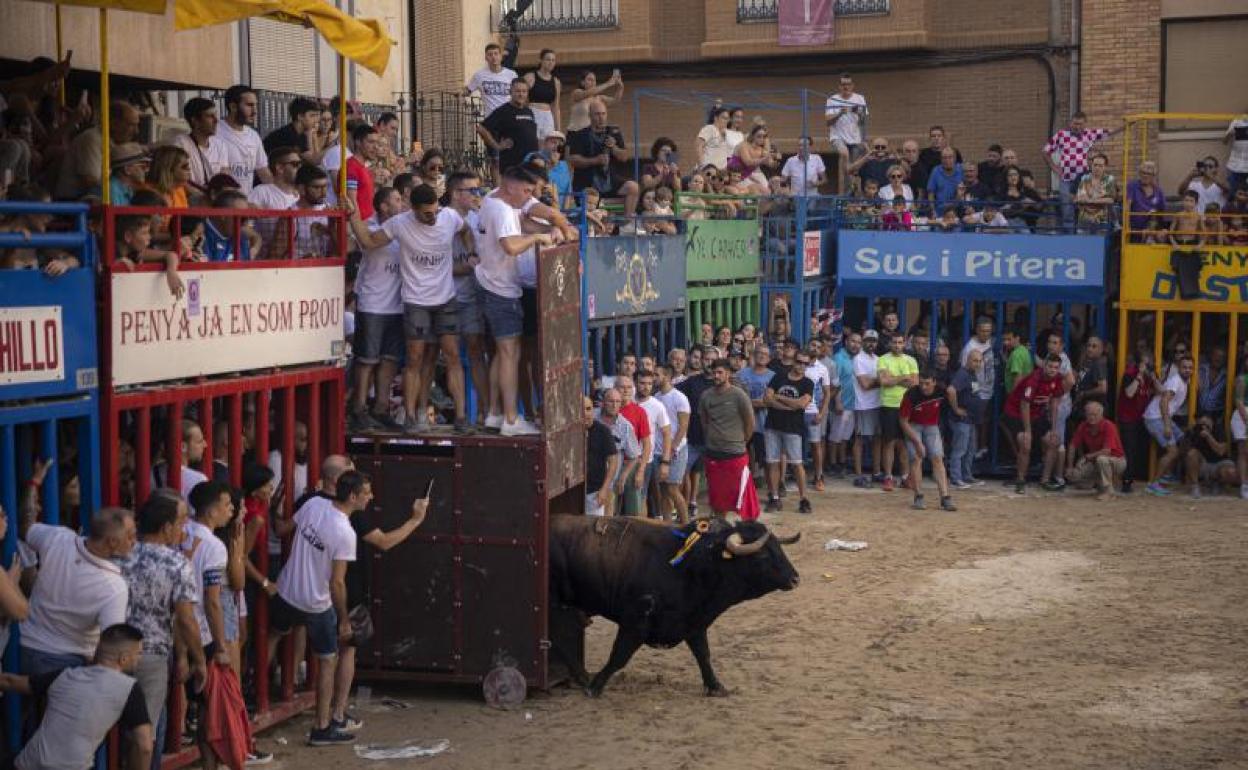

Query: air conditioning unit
141,115,189,146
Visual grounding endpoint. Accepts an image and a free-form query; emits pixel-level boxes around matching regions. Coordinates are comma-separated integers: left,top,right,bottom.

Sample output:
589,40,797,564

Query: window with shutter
248,17,319,96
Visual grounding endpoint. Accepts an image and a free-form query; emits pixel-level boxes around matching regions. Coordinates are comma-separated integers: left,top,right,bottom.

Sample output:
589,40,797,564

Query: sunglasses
458,186,485,195
873,145,887,150
426,165,445,173
889,174,903,179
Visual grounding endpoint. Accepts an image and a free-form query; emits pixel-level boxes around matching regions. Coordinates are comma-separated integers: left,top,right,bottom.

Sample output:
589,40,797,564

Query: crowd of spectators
4,48,1248,768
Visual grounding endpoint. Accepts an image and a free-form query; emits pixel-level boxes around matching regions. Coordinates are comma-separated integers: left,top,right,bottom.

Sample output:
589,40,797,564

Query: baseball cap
544,130,566,142
863,329,880,340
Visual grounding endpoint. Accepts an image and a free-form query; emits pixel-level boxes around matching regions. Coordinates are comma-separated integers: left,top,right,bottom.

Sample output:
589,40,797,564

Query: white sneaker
500,417,542,436
484,412,504,429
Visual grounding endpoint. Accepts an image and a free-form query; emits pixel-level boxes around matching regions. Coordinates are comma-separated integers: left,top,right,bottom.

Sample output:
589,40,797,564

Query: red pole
136,406,151,503
167,400,184,496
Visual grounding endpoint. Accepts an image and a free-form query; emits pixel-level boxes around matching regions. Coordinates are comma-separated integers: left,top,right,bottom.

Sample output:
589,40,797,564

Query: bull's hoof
703,683,730,698
584,684,604,698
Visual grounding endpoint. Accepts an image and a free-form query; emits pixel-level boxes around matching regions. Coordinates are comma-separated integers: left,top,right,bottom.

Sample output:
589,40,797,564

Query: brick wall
604,56,1069,191
1078,0,1162,176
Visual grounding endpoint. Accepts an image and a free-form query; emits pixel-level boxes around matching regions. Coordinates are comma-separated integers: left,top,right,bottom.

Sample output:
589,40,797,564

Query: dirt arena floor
259,481,1248,769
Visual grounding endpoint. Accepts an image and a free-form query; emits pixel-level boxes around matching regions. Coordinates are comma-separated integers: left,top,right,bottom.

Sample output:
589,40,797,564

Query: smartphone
424,477,435,500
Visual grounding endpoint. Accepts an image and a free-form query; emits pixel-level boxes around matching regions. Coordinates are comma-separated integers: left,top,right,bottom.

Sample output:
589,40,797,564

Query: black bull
548,515,800,697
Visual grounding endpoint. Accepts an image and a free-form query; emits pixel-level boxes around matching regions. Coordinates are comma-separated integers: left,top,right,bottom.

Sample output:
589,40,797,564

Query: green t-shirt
1005,345,1035,394
877,352,919,408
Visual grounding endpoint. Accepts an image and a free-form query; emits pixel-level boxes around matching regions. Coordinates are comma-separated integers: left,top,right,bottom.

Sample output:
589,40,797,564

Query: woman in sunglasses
878,163,913,209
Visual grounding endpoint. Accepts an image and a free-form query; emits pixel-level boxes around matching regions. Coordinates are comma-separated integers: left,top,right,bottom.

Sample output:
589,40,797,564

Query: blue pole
579,192,590,392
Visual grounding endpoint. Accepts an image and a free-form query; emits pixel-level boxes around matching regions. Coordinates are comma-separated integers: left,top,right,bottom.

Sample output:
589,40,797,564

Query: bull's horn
774,532,801,546
725,531,770,556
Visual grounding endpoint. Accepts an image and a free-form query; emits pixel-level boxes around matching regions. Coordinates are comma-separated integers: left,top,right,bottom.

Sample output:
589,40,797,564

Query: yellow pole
1189,311,1201,424
55,4,65,108
99,8,110,205
337,55,347,202
1227,313,1238,435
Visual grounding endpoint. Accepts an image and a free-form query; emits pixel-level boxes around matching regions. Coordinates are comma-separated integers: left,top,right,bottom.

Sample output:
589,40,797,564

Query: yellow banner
1120,243,1248,307
175,0,392,76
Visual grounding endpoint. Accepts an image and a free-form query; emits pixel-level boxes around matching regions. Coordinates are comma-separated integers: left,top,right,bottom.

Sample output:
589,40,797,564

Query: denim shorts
806,411,827,441
481,288,524,339
855,408,880,436
1145,417,1178,448
764,429,803,463
404,301,459,342
354,311,404,364
457,295,485,336
663,445,689,483
270,594,339,657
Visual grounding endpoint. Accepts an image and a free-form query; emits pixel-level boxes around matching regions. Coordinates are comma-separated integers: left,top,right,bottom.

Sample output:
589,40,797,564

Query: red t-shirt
1116,364,1153,423
346,156,375,220
1070,419,1125,458
1004,370,1064,419
620,402,652,441
900,386,942,426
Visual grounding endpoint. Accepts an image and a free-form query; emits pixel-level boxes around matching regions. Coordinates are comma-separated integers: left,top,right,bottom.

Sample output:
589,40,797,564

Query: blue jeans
1059,178,1079,229
949,422,976,484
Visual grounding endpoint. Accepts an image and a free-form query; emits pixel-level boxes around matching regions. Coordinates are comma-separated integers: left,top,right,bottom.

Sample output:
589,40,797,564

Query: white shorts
533,108,555,139
829,409,856,442
1232,411,1246,442
806,411,827,442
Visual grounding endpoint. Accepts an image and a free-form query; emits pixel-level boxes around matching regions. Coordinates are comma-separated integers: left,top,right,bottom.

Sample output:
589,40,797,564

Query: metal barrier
94,204,348,767
677,193,763,342
1116,112,1247,476
759,196,836,344
411,91,489,178
0,201,99,751
835,213,1109,471
582,220,687,375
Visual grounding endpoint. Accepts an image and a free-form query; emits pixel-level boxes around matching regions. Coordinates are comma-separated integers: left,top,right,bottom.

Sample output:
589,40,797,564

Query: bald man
56,100,142,200
1065,401,1127,500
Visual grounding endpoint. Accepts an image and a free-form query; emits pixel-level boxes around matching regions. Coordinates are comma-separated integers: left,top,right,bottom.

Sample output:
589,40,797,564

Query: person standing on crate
346,184,472,433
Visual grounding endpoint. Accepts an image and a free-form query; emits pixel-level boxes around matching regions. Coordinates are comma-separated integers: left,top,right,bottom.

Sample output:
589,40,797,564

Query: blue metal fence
0,201,101,750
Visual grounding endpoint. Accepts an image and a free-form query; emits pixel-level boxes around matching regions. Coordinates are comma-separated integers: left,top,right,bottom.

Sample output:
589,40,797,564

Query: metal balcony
737,0,891,23
496,0,620,33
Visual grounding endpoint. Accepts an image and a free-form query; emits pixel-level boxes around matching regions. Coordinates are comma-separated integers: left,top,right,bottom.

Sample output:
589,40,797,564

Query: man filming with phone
567,98,640,218
269,455,431,746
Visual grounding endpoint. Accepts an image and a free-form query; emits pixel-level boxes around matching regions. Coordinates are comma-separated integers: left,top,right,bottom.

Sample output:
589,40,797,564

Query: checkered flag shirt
1043,127,1110,182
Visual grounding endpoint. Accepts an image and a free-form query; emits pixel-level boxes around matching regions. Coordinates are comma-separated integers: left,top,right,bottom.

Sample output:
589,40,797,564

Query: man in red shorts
698,358,760,520
1002,353,1065,495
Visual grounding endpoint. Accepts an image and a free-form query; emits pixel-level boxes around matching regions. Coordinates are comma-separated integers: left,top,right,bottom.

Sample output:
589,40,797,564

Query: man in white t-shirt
781,136,828,197
475,166,557,436
464,43,518,119
655,363,692,522
804,339,833,491
825,73,868,194
214,85,272,194
634,370,672,519
852,329,882,486
268,470,367,746
173,97,229,191
183,481,234,671
274,164,332,259
348,186,404,433
19,508,134,674
151,418,210,499
1144,356,1194,497
247,145,302,259
348,184,470,433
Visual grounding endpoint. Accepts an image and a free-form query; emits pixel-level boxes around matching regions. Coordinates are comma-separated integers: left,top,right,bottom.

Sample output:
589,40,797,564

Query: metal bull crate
351,244,586,692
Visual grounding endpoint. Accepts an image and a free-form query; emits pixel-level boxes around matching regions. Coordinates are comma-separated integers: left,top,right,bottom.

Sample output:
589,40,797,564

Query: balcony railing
496,0,619,33
737,0,890,23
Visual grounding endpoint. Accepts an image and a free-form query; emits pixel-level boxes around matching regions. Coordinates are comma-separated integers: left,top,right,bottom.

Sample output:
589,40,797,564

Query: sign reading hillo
684,219,761,283
585,235,686,320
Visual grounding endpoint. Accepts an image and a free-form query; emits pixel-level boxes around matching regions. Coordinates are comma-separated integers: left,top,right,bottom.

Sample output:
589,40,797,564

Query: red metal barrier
95,205,347,767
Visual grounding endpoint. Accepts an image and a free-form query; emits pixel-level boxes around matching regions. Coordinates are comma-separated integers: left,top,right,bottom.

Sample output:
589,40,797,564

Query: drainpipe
1069,0,1081,116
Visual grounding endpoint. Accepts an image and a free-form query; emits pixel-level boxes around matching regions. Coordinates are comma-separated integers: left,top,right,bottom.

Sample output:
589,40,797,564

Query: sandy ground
255,480,1248,769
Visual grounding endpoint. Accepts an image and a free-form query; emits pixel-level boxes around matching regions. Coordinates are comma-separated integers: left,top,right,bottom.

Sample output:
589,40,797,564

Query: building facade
417,0,1248,192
